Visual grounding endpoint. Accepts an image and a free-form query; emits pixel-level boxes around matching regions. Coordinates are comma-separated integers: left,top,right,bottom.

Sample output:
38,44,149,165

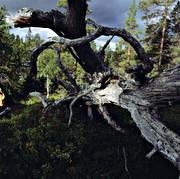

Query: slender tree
139,0,176,73
124,0,139,66
170,1,180,61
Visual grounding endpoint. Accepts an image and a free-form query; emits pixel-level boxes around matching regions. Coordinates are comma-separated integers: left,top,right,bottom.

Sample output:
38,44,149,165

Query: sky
0,0,141,50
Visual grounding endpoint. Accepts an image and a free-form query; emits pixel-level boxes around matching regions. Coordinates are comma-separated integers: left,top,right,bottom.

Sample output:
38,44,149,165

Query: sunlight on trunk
0,88,5,106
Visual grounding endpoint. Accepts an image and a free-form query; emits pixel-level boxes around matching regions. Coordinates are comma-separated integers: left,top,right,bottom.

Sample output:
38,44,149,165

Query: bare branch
29,41,80,92
146,147,157,159
14,8,153,77
13,8,66,36
0,107,11,117
98,36,114,66
57,78,75,93
29,92,49,108
123,146,131,178
86,18,98,28
49,46,81,92
68,87,96,126
88,65,180,172
98,35,114,56
67,46,81,63
13,8,105,74
98,105,125,133
47,25,153,80
30,41,55,77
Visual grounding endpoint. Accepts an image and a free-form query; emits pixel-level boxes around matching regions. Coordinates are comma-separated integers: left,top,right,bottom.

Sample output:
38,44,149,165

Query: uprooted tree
13,0,180,176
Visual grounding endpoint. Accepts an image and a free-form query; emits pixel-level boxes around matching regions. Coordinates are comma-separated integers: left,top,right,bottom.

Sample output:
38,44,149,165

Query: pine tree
124,0,140,67
0,6,31,101
170,1,180,62
111,0,141,75
139,0,176,73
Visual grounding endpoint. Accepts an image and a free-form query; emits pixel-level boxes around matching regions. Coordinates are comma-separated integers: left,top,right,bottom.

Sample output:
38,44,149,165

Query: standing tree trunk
46,74,50,98
158,0,168,73
64,0,105,73
127,44,131,67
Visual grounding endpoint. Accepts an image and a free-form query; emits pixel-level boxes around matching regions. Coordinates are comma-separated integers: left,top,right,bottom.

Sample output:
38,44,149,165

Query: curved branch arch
14,8,153,82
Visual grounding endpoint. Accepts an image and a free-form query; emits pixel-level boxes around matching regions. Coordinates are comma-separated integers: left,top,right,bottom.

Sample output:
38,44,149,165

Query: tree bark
46,74,50,98
158,0,168,73
14,4,104,74
127,44,131,67
89,64,180,171
13,6,153,78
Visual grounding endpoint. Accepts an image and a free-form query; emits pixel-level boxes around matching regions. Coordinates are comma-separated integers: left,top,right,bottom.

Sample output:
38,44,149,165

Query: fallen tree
13,0,180,177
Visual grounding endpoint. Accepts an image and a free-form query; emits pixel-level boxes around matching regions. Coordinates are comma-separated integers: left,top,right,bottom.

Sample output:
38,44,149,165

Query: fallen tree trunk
30,64,180,173
13,1,180,176
88,64,180,172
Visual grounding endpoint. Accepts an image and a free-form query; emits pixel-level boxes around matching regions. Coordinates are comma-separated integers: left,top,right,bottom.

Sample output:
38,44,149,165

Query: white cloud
95,36,120,51
95,39,116,51
10,27,118,50
10,27,58,40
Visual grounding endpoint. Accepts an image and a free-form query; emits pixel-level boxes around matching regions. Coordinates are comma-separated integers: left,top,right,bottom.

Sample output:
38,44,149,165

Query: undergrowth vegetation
0,102,179,179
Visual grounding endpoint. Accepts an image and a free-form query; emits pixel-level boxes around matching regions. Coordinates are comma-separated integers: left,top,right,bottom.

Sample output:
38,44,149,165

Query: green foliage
109,0,141,76
0,6,30,102
0,103,178,178
138,0,176,23
125,0,138,32
37,48,59,80
169,1,180,64
143,22,173,72
138,0,178,73
57,0,67,9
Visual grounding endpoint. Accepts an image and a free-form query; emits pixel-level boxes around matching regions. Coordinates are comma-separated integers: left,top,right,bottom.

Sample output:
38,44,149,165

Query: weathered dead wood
49,46,80,92
13,7,104,74
13,8,153,81
123,146,131,179
28,64,180,173
29,92,49,108
29,42,80,92
89,64,180,172
41,25,153,83
13,8,66,36
30,41,54,76
57,78,75,93
68,87,96,126
98,36,114,67
98,104,125,133
0,107,11,117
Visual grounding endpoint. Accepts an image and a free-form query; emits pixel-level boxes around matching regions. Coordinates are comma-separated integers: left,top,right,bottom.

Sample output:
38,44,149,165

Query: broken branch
49,46,81,92
98,104,125,133
68,85,98,126
0,107,11,117
29,92,49,108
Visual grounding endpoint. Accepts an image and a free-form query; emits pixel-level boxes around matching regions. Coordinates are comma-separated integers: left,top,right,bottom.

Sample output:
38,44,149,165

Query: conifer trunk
158,0,168,73
127,44,131,67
